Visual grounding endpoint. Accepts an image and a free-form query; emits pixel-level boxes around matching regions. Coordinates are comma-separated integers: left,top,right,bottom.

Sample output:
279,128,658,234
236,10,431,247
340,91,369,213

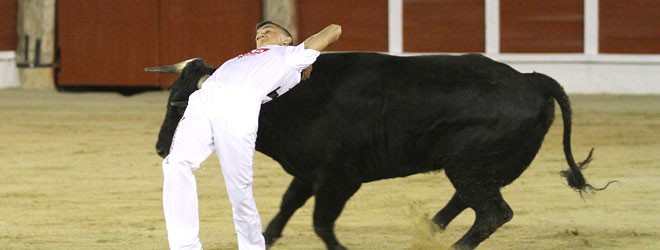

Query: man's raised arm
303,24,342,51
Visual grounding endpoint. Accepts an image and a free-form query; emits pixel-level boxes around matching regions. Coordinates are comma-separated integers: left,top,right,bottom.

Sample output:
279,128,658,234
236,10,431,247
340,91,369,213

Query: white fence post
0,51,21,89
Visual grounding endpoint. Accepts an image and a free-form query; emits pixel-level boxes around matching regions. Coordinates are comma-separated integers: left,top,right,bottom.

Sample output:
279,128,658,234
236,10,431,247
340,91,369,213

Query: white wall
505,62,660,95
0,51,21,89
493,54,660,95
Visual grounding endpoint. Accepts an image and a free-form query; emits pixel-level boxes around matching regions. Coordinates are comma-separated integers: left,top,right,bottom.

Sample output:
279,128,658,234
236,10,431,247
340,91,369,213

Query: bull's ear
144,58,199,74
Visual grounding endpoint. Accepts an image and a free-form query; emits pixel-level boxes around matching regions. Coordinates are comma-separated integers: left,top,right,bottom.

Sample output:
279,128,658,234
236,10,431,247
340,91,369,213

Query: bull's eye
169,99,189,116
170,100,188,107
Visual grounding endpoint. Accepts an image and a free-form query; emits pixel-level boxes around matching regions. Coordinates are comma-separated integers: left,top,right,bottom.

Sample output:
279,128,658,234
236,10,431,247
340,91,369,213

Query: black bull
151,52,610,249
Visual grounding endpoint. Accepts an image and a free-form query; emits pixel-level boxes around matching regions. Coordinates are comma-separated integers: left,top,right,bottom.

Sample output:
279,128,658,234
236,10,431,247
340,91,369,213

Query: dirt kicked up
0,89,658,249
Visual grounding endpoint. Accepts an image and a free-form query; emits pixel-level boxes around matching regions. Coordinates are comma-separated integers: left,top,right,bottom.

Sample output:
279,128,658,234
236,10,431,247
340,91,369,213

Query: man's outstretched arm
303,24,342,51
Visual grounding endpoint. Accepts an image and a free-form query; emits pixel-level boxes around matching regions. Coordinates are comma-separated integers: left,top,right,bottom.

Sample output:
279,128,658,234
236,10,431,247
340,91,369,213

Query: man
162,21,342,250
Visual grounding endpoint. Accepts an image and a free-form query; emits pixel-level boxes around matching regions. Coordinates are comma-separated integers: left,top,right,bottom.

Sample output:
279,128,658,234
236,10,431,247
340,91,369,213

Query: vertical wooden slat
159,0,261,66
297,0,388,52
0,0,18,50
56,0,160,86
599,0,660,54
403,0,485,53
500,0,583,53
56,0,262,87
157,0,261,87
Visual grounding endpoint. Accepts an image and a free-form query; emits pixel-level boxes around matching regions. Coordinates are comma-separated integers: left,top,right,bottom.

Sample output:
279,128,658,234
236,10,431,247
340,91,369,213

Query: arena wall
386,0,660,94
1,0,658,93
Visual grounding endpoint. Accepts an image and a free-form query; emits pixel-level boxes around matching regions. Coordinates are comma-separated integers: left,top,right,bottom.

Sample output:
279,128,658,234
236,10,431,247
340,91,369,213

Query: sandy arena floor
0,89,658,249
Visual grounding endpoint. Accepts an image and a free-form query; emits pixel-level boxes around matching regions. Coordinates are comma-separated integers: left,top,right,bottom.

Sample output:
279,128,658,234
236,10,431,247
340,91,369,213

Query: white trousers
163,87,266,250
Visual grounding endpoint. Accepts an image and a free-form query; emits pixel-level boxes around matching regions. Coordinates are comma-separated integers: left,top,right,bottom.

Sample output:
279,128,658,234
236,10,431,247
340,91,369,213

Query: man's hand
302,65,313,81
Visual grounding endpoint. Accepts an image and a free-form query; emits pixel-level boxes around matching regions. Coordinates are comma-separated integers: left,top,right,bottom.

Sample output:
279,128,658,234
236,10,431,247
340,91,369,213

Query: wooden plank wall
297,0,389,52
0,0,18,50
56,0,260,87
57,0,160,86
54,1,658,87
500,0,584,53
600,0,660,53
403,0,485,53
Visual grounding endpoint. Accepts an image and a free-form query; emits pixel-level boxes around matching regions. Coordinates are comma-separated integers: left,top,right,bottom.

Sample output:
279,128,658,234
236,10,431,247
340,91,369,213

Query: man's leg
163,93,214,250
214,113,265,250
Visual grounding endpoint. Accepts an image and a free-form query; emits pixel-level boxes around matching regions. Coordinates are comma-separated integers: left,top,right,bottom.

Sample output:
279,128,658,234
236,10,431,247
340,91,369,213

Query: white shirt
203,43,321,103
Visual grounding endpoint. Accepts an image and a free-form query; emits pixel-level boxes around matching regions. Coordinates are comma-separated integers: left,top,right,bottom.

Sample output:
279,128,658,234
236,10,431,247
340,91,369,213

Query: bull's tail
532,72,616,196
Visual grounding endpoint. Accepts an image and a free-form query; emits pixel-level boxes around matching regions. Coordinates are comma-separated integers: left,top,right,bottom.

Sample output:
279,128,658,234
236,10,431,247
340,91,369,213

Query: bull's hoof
263,233,280,247
451,243,474,250
331,245,348,250
429,219,444,233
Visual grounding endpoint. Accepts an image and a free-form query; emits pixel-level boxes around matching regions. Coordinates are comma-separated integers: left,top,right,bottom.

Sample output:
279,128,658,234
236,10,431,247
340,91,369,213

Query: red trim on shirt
237,48,270,59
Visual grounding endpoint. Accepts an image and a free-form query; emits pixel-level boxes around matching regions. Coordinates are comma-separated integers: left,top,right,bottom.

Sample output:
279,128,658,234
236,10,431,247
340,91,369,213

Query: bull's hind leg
453,188,512,249
432,192,468,230
445,168,513,250
264,177,313,247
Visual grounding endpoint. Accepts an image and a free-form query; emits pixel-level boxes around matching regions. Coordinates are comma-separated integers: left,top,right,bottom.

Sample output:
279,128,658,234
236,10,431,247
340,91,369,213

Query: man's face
255,24,292,48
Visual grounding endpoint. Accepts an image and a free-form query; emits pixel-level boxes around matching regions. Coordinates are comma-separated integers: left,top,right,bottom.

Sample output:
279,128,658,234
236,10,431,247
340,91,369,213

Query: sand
1,89,658,249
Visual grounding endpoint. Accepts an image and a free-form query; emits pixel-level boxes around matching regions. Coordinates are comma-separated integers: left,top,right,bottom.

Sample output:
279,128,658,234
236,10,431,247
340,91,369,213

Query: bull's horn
144,58,200,73
198,75,210,89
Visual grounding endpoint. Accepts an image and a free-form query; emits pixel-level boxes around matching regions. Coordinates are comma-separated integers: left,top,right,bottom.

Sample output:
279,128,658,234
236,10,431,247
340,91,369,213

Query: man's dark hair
256,20,294,45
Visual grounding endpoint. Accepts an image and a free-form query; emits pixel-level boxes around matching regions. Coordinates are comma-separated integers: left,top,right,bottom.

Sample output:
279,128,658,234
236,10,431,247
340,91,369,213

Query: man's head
255,21,293,48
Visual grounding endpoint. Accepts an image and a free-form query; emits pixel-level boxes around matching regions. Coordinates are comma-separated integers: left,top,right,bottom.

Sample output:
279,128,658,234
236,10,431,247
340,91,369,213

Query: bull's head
146,58,216,158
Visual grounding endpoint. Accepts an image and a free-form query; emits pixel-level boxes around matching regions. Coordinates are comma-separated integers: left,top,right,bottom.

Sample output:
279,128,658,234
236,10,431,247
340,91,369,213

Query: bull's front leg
312,168,361,250
264,177,313,247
